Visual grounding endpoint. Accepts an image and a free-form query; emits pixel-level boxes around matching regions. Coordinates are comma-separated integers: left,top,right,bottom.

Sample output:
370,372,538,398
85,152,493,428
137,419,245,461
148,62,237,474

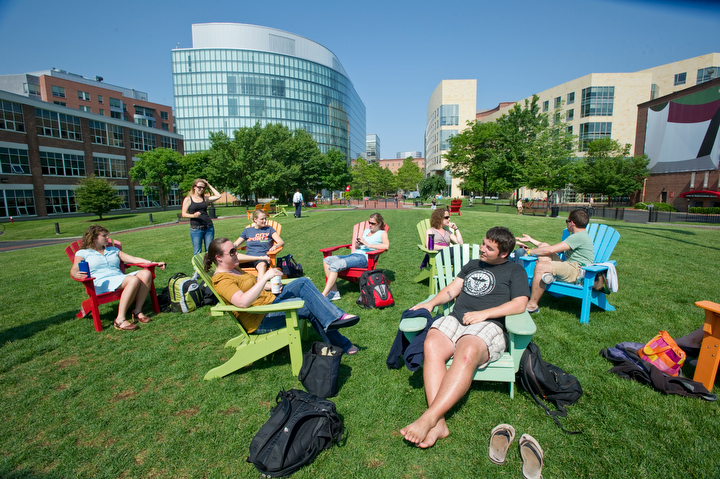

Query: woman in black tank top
182,178,221,255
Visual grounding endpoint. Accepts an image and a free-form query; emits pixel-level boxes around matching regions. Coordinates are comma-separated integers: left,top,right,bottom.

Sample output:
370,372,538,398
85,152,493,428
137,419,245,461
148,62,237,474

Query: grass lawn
1,207,718,478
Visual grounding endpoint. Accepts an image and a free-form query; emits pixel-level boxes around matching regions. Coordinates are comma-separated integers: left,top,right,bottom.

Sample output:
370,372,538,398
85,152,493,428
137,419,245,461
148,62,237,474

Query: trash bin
550,206,560,218
209,205,217,219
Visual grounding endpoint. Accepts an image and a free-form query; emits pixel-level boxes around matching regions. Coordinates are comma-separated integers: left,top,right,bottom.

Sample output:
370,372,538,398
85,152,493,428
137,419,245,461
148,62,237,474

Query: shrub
634,202,676,212
689,207,720,214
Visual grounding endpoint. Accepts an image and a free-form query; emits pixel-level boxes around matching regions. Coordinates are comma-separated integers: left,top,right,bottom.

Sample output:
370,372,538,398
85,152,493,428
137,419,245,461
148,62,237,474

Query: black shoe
327,314,360,330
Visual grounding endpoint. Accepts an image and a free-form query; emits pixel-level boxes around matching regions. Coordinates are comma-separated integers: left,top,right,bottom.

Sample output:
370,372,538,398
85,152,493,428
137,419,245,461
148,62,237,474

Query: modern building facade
365,134,380,162
171,23,365,160
0,68,174,132
425,80,476,197
0,90,184,218
396,151,422,159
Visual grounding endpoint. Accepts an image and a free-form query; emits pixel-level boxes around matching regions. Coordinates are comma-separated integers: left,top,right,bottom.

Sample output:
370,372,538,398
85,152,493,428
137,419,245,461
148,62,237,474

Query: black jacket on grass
387,308,436,371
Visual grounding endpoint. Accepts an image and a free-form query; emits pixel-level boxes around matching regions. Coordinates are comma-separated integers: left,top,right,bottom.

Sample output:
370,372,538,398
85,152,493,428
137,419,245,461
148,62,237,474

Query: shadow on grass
84,215,135,222
614,224,720,250
0,311,77,347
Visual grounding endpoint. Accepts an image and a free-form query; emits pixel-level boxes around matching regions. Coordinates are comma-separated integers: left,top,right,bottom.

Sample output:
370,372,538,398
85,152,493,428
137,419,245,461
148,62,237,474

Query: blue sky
0,0,718,157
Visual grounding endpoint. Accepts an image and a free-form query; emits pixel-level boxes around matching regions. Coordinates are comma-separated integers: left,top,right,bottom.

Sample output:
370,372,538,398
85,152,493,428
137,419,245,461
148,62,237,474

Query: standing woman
182,178,221,255
426,207,463,250
321,212,389,300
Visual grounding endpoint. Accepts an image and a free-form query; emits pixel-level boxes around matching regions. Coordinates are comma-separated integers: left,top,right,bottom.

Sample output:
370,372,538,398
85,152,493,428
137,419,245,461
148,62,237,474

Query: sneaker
327,291,341,301
541,273,555,284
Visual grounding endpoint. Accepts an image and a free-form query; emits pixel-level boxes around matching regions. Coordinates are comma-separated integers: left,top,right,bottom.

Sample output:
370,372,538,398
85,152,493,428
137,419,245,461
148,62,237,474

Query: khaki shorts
431,315,506,368
551,261,582,283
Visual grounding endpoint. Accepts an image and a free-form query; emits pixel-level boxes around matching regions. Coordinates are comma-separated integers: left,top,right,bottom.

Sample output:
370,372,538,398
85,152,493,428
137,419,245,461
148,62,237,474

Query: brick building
0,90,183,218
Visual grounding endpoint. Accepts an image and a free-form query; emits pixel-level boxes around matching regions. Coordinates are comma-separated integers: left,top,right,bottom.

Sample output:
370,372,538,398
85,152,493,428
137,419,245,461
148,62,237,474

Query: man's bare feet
418,420,449,448
400,414,437,446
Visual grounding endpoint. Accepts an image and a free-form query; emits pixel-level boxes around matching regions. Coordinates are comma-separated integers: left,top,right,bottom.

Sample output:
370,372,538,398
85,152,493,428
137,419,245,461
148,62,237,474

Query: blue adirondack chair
399,244,536,398
519,223,620,324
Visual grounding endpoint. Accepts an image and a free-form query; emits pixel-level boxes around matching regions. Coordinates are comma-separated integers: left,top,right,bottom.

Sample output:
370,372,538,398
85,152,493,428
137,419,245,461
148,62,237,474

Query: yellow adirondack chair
412,218,439,294
191,254,307,379
399,244,536,398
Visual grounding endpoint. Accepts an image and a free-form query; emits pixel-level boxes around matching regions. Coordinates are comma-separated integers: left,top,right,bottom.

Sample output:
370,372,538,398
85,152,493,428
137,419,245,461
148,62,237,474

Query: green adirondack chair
519,223,620,324
191,254,308,379
412,218,439,294
399,244,536,398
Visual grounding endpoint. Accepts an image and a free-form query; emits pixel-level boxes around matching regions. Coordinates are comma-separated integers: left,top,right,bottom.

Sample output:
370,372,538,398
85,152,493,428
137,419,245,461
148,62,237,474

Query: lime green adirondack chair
412,218,440,294
400,244,536,398
191,254,308,379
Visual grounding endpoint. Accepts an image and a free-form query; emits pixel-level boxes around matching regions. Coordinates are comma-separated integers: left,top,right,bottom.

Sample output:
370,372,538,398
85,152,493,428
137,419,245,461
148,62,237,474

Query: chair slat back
191,253,227,306
434,244,481,314
416,218,431,247
561,223,619,264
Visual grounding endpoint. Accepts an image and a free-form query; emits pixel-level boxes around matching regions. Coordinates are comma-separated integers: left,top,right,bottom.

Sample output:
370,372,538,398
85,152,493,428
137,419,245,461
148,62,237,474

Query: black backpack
356,269,394,309
247,389,343,477
277,254,304,278
517,342,583,434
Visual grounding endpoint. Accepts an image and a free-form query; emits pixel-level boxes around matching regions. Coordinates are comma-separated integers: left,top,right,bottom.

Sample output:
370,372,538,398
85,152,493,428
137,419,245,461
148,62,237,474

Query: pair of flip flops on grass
488,424,543,479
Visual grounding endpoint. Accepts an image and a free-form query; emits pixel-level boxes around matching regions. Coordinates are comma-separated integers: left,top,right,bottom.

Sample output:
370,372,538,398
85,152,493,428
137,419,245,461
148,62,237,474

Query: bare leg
116,275,144,326
675,327,705,352
130,270,152,316
256,261,268,277
401,331,488,447
527,257,551,311
321,261,340,296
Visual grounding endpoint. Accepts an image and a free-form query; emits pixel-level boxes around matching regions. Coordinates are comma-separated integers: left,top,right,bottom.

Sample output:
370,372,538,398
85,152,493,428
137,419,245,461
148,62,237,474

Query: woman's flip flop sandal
488,424,515,465
519,433,544,479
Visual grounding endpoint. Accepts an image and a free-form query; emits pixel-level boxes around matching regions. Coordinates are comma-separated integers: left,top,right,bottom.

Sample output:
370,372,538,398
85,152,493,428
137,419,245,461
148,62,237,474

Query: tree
374,163,396,195
396,157,423,192
418,174,448,198
320,149,353,193
178,151,213,195
572,138,650,198
351,157,372,195
129,148,183,210
75,175,123,220
444,121,505,204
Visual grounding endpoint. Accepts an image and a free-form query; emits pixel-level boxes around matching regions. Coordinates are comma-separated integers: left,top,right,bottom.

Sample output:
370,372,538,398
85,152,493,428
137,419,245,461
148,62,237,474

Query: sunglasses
565,220,573,224
196,185,206,190
444,216,450,219
225,247,237,256
368,221,377,225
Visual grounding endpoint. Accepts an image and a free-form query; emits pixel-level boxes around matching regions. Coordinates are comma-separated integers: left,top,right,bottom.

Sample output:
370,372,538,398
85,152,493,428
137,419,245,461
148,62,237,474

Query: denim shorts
323,253,368,272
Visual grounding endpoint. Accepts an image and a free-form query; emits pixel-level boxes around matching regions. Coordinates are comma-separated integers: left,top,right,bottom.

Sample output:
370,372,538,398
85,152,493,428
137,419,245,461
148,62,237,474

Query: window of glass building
134,188,160,208
40,151,85,176
35,109,82,140
78,91,90,101
554,96,561,108
98,95,103,103
440,105,459,126
161,136,178,151
0,147,30,174
566,109,574,121
542,100,549,112
674,72,687,86
441,129,457,150
52,86,65,98
109,97,122,108
89,120,108,144
0,188,36,216
580,86,614,118
0,100,25,132
578,122,612,151
45,189,77,214
161,111,168,120
115,189,129,209
567,92,575,105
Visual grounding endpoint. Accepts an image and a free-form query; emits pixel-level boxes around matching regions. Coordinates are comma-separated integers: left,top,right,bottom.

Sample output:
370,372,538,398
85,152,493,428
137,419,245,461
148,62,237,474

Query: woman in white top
321,213,390,300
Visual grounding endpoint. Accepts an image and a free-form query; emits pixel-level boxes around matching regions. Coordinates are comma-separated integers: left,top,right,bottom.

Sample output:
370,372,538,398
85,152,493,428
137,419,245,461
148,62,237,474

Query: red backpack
356,270,394,309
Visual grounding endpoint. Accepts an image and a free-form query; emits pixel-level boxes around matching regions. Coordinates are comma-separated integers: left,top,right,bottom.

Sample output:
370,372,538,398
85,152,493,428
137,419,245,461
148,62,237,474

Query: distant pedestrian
293,189,304,218
517,199,523,215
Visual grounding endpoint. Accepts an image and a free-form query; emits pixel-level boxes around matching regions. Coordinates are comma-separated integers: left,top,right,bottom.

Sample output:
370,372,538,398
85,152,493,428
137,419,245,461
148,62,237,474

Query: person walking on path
293,189,304,218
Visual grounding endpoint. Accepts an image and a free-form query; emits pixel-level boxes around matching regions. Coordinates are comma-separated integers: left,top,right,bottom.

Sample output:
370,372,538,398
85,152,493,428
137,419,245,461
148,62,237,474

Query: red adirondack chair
65,238,160,332
449,199,462,216
319,221,389,283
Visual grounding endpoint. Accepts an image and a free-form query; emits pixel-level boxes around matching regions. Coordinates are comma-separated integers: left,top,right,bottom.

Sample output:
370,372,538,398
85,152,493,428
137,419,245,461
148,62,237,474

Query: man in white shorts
516,209,595,313
401,227,529,448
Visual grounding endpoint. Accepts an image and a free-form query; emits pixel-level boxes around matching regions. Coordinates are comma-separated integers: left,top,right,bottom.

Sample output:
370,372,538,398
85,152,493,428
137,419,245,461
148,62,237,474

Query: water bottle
78,260,90,277
271,275,282,294
428,234,434,250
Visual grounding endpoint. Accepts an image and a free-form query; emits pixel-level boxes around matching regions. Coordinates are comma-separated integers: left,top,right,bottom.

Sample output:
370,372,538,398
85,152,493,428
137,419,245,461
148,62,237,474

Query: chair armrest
506,311,537,336
366,249,384,258
319,244,352,256
417,245,439,255
696,301,720,315
211,300,305,316
518,256,537,264
581,261,614,273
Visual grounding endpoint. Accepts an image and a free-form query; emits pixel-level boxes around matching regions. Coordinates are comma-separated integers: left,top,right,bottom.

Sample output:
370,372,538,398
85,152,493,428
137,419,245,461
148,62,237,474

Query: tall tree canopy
396,157,424,192
129,147,183,210
573,138,650,197
418,174,448,198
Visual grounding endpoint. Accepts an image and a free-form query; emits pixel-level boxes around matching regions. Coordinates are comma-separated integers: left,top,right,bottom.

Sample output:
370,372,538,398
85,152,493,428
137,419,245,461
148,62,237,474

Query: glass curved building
171,23,365,159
